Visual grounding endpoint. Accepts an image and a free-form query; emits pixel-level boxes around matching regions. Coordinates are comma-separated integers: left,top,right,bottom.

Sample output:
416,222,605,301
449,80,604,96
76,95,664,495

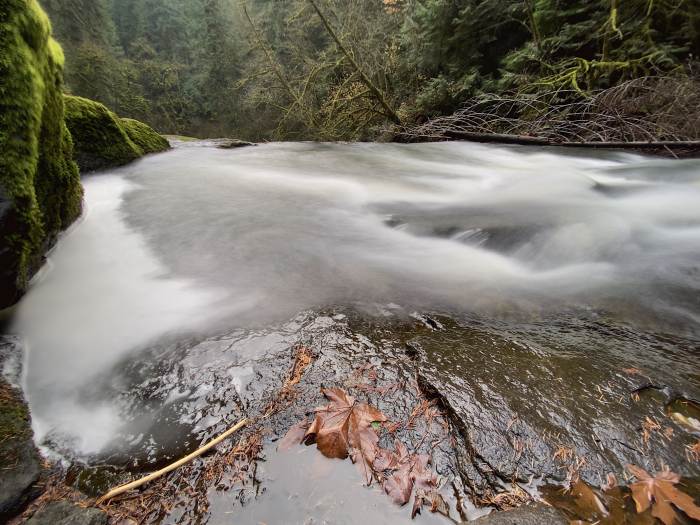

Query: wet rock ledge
0,338,41,520
0,337,110,525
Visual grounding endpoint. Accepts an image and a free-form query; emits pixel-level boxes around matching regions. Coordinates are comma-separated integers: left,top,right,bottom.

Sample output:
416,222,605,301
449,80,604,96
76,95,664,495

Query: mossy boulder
0,0,83,308
63,95,169,173
120,117,170,154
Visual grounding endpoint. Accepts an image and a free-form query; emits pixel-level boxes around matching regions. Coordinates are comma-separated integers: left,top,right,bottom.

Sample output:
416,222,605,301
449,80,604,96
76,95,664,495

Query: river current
7,142,700,509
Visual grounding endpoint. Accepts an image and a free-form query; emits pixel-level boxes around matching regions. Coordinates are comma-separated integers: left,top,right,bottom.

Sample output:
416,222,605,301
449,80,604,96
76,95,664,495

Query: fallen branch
97,418,249,504
395,76,700,148
442,130,700,149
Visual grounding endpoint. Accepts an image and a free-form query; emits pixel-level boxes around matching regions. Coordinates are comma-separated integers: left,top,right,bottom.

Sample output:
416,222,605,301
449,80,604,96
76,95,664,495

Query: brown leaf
602,472,617,491
622,367,643,376
627,464,700,525
569,477,608,518
384,462,415,505
373,446,400,472
412,488,449,519
350,424,381,485
382,439,437,506
277,419,309,451
304,388,387,484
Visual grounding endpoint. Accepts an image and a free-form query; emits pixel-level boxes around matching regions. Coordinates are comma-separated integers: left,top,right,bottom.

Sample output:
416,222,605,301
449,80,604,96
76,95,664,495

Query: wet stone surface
25,501,108,525
410,314,700,493
53,307,700,523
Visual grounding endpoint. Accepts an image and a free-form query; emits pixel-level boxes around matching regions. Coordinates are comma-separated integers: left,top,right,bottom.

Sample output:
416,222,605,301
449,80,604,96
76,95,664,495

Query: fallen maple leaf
412,488,448,519
687,440,700,462
627,464,700,525
277,418,309,451
304,388,387,485
375,439,438,506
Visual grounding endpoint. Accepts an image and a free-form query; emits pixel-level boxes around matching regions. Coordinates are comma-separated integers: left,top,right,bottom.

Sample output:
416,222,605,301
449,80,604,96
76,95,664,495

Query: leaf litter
280,387,449,519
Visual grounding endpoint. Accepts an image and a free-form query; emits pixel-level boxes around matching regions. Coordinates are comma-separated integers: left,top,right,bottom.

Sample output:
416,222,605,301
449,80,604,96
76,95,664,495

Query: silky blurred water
9,141,700,457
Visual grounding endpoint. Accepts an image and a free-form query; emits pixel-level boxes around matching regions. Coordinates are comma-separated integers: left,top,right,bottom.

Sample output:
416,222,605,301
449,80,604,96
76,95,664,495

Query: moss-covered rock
0,0,83,308
63,95,169,173
120,117,170,154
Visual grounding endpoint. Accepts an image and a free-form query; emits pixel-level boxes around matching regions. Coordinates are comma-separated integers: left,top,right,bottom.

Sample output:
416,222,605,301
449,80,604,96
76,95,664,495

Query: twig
97,418,249,504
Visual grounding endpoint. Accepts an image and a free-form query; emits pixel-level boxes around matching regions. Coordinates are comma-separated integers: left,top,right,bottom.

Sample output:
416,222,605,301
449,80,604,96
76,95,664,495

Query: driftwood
97,418,249,504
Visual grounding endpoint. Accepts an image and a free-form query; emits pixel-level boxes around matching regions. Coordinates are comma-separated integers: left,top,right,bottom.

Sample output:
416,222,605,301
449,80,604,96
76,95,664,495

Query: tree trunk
307,0,401,125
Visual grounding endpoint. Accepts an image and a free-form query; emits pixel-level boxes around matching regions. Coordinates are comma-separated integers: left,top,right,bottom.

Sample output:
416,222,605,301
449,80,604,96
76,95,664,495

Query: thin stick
97,418,249,504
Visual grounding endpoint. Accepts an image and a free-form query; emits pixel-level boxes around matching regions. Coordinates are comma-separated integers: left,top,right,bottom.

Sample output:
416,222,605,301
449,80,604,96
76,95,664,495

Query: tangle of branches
395,76,700,145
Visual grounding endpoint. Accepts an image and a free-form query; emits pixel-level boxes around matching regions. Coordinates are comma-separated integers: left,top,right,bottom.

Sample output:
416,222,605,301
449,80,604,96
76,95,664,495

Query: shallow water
6,141,700,520
207,444,452,525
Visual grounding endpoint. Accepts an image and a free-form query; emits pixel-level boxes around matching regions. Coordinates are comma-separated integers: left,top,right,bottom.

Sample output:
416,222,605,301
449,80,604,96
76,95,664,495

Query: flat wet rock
55,308,700,523
410,313,700,494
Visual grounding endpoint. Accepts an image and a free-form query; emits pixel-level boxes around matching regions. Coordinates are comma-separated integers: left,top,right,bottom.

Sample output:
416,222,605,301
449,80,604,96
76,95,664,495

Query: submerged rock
214,138,256,149
0,0,83,308
473,505,567,524
0,337,42,519
25,501,108,525
63,95,170,173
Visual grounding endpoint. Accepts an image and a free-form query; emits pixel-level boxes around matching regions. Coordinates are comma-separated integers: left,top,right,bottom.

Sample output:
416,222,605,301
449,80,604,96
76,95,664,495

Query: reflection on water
8,141,700,460
209,445,452,525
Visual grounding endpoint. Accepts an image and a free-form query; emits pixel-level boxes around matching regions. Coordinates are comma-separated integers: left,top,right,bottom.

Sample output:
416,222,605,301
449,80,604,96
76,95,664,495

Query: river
7,141,700,522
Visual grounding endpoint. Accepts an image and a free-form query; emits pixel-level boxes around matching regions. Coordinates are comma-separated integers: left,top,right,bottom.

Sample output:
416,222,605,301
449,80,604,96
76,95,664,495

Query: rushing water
6,141,700,518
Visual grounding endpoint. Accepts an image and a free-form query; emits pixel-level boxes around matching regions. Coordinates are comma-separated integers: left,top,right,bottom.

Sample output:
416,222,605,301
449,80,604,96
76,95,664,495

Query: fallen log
440,130,700,150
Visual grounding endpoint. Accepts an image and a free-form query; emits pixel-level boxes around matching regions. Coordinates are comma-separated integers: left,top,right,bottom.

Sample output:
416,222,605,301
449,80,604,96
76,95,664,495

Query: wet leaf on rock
412,488,448,519
569,477,609,519
627,464,700,525
283,387,445,518
304,387,387,485
377,439,437,507
278,418,309,451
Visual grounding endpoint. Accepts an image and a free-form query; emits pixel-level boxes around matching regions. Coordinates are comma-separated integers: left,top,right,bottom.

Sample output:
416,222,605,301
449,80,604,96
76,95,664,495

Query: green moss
63,95,169,172
163,135,199,142
63,95,140,171
0,382,31,465
120,118,170,154
0,0,83,308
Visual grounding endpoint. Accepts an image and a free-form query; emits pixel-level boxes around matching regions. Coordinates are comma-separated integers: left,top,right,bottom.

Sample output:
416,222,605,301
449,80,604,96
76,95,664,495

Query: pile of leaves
280,387,448,518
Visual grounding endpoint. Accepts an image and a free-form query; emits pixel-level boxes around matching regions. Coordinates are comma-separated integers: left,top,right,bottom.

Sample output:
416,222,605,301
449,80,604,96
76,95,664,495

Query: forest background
42,0,700,141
